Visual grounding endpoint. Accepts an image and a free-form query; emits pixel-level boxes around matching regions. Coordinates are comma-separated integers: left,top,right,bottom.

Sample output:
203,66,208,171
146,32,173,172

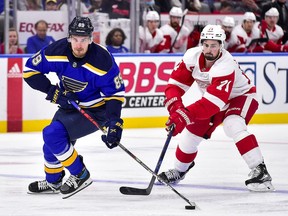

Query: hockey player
221,16,236,51
157,6,190,53
23,16,125,198
258,7,288,52
139,10,164,53
228,12,260,52
159,24,274,192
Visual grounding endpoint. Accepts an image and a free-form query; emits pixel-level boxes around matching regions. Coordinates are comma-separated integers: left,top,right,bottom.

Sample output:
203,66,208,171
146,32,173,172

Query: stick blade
119,186,151,195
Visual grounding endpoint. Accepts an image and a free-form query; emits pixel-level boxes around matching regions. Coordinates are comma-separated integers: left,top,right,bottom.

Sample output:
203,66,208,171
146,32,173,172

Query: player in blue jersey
23,16,125,198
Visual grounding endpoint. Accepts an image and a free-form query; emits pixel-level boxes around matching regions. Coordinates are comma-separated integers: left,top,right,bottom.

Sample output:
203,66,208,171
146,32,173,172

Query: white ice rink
0,124,288,216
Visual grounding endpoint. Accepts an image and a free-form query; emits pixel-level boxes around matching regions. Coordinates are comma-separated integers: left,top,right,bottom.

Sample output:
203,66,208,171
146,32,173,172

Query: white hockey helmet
222,16,235,27
200,24,226,45
243,12,256,22
146,11,160,21
265,7,279,17
169,6,183,17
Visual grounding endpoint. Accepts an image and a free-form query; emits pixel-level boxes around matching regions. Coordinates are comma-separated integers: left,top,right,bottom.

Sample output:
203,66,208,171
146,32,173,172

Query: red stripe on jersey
176,145,197,163
236,134,259,155
7,58,23,132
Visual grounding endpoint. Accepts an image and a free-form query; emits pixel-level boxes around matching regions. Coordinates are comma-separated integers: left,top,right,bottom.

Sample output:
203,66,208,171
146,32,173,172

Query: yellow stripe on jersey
104,96,125,103
45,55,69,61
44,165,64,174
23,71,41,78
61,149,78,167
83,63,107,76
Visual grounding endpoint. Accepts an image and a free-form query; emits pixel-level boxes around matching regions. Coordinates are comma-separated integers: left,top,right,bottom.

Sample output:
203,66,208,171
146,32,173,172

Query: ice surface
0,124,288,216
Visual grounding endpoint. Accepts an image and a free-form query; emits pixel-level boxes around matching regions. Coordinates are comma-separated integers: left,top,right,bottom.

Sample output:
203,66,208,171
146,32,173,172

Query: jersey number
216,80,231,92
114,73,124,89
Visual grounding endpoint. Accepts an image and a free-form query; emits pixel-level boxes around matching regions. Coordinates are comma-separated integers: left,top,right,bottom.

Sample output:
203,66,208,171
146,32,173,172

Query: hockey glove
164,96,185,114
101,118,123,149
166,107,194,136
46,85,78,110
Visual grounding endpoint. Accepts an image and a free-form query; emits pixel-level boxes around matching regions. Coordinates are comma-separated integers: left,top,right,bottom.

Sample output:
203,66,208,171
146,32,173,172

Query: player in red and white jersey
258,7,288,52
139,11,164,53
221,16,235,51
228,12,260,52
157,7,190,53
159,24,274,192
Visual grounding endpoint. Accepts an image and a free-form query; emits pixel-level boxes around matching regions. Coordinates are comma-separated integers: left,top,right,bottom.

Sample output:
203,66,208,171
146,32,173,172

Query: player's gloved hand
164,96,185,114
45,85,78,110
101,118,123,149
166,107,194,136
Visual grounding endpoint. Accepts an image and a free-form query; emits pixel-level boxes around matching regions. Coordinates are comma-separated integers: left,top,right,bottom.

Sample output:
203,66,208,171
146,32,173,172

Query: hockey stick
69,101,197,209
119,126,174,195
169,8,188,53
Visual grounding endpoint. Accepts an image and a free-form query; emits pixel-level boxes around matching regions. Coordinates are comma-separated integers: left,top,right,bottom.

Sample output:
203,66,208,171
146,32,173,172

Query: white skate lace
38,180,58,191
166,169,182,181
248,167,261,178
65,175,80,188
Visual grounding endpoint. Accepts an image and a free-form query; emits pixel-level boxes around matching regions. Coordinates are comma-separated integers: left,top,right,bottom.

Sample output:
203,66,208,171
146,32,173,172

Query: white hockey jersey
158,24,190,53
166,47,256,118
139,26,164,53
229,24,260,52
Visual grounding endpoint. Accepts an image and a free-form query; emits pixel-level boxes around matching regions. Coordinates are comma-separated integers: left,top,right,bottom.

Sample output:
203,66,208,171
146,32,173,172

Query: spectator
26,20,55,53
233,0,262,16
88,0,105,13
157,7,190,53
17,0,43,10
154,0,172,12
185,0,211,13
228,12,260,52
259,7,288,52
58,0,89,14
101,0,130,19
214,1,234,14
105,28,129,53
0,28,24,54
140,0,161,26
139,10,164,53
45,0,58,10
261,0,288,44
221,16,235,50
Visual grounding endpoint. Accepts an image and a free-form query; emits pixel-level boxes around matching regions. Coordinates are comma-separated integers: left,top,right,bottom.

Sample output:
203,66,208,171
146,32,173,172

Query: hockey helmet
169,6,183,17
146,11,160,21
243,12,256,22
200,24,226,45
69,16,94,37
265,7,279,17
222,16,235,27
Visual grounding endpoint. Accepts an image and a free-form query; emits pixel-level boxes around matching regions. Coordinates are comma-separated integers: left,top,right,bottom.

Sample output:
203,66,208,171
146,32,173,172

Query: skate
60,166,93,199
245,162,275,192
28,170,65,194
158,161,195,184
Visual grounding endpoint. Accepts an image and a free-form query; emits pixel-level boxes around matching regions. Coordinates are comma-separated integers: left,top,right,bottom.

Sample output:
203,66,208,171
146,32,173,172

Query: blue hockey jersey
23,38,125,109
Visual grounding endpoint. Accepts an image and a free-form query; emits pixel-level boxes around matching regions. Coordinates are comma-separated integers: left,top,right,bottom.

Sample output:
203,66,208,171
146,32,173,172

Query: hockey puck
185,205,196,210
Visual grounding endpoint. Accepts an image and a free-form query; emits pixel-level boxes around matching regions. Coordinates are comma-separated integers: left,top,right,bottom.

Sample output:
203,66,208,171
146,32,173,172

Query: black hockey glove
101,118,123,149
46,85,78,110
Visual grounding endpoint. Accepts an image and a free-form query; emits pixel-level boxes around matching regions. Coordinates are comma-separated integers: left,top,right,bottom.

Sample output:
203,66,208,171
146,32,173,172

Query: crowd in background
0,0,288,54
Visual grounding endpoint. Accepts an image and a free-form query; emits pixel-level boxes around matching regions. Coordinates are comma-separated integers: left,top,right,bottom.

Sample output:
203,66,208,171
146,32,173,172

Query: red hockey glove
166,107,194,136
164,97,185,114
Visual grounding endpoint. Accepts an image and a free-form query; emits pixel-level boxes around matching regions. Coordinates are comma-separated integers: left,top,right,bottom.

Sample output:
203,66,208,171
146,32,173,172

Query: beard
204,53,218,61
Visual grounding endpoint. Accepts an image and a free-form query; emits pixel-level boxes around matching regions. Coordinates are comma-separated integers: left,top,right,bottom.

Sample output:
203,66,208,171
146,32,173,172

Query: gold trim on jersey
44,165,64,174
45,55,69,62
83,63,107,76
23,71,41,78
